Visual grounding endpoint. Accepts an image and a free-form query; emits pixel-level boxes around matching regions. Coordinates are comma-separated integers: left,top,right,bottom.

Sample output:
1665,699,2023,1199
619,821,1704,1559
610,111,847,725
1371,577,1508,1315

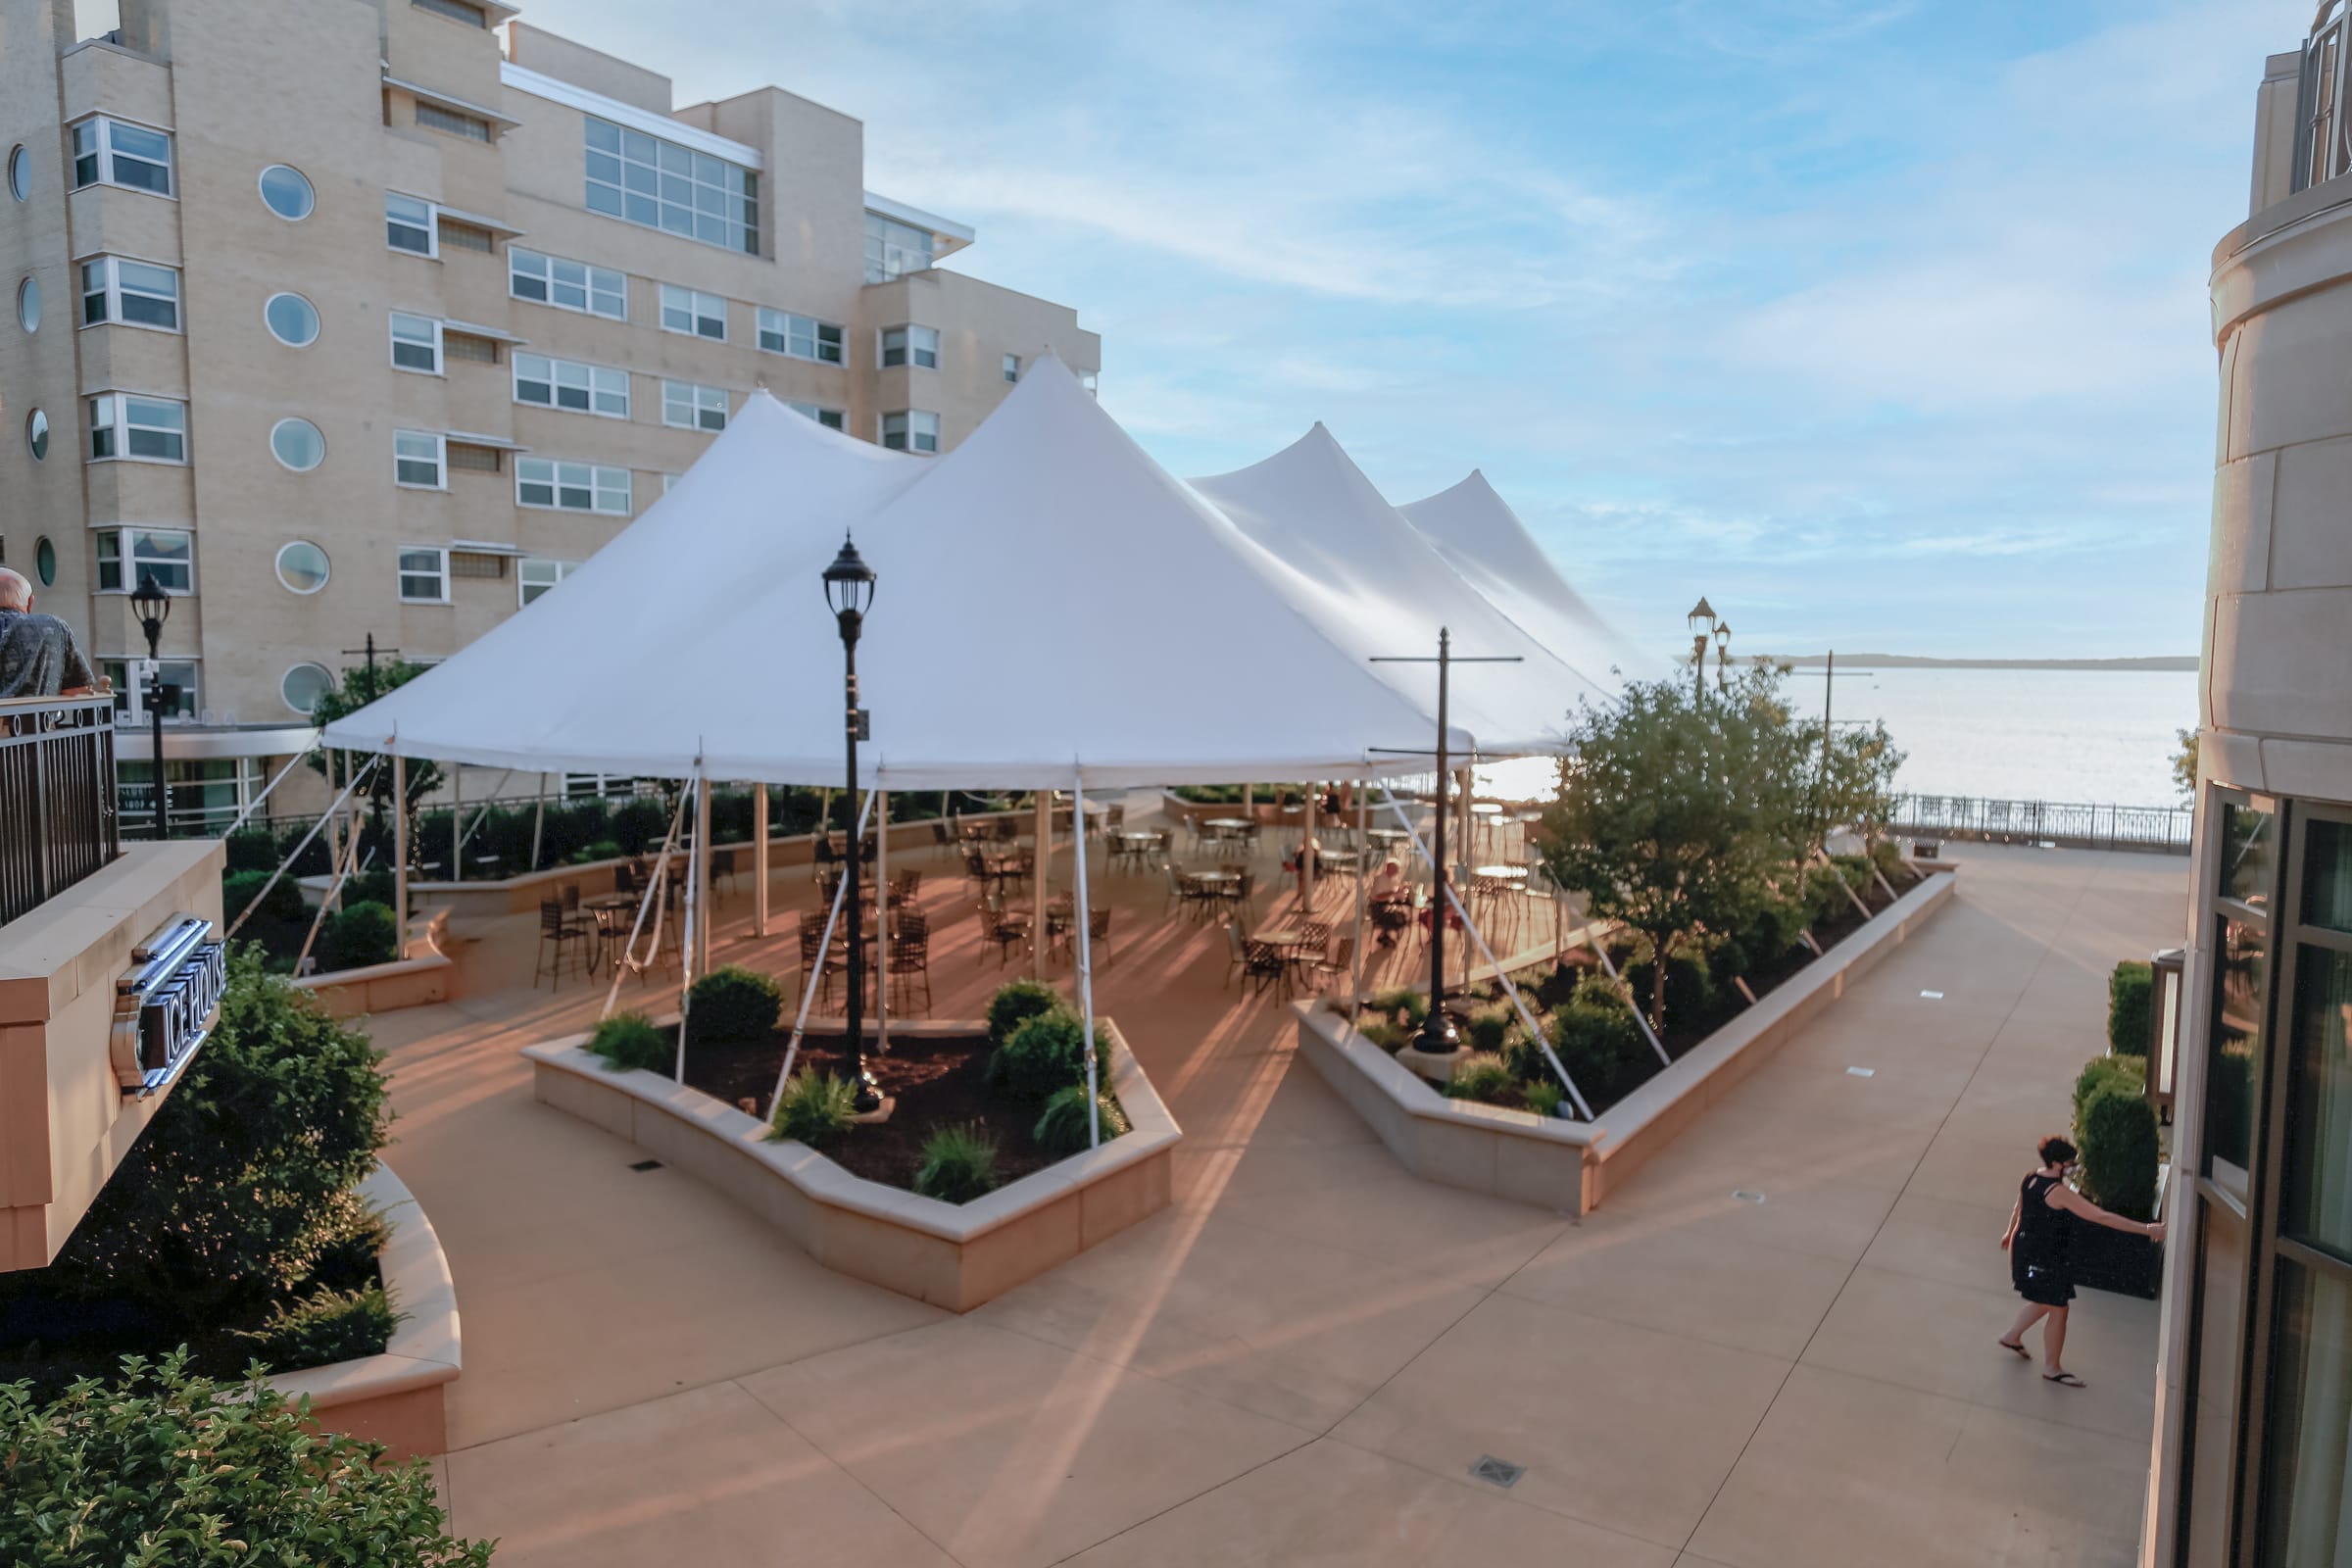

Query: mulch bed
680,1027,1058,1193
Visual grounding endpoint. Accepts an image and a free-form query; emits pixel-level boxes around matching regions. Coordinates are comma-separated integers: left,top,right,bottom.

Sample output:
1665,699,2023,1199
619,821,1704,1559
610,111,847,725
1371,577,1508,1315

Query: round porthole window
270,416,324,471
264,291,318,347
25,407,47,461
274,540,330,594
16,275,37,333
281,662,336,717
258,164,314,220
33,536,56,587
7,146,27,202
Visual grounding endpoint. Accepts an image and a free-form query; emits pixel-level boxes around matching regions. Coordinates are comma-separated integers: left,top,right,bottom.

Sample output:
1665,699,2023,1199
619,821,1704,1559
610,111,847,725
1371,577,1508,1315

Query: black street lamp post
129,569,172,841
823,535,883,1112
1686,597,1716,704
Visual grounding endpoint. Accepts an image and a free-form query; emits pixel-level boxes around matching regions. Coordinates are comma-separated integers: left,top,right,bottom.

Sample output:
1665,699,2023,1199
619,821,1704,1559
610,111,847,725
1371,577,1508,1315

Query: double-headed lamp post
128,569,172,841
1686,598,1733,699
822,535,883,1113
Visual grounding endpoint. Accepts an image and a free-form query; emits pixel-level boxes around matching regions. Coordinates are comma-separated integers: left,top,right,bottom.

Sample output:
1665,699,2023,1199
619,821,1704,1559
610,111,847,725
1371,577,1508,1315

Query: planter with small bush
2070,1050,2164,1298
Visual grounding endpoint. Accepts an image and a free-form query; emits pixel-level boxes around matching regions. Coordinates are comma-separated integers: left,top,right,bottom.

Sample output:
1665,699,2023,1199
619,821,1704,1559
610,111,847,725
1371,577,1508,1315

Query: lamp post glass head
129,569,171,647
822,534,877,635
1715,621,1732,651
1686,596,1716,636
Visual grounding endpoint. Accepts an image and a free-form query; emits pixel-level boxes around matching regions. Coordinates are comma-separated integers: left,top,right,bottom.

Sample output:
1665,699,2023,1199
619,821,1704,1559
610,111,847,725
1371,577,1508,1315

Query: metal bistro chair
710,848,738,901
535,897,594,988
888,910,932,1014
978,895,1033,967
1301,933,1356,998
798,909,852,1010
888,868,923,907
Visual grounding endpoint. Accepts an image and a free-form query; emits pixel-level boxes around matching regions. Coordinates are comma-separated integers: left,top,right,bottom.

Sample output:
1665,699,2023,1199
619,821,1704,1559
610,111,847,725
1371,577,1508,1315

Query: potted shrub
2072,1073,2163,1298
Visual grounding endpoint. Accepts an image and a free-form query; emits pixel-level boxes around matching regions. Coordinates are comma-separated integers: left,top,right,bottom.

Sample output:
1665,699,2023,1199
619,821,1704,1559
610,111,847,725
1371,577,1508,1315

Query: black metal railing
1888,793,2193,855
0,695,122,924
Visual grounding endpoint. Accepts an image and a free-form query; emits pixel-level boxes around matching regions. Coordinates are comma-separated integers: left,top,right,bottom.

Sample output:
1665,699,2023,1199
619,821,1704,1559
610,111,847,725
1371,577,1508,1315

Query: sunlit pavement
376,816,2179,1568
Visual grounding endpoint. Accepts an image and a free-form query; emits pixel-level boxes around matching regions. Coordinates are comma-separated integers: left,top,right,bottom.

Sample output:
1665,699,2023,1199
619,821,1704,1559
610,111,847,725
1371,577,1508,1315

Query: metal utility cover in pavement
1732,1189,1767,1203
628,1158,664,1172
1847,1066,1877,1077
1920,990,1944,1000
1469,1455,1525,1489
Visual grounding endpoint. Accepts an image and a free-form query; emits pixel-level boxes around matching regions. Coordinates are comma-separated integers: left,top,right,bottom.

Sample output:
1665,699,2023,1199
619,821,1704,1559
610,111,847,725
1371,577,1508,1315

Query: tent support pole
753,784,770,937
693,777,712,975
322,750,342,910
392,754,409,937
774,791,878,1106
603,785,691,1020
1350,776,1369,1004
530,774,547,873
1032,791,1049,981
876,789,890,1055
450,764,462,882
1073,774,1101,1147
1301,782,1317,913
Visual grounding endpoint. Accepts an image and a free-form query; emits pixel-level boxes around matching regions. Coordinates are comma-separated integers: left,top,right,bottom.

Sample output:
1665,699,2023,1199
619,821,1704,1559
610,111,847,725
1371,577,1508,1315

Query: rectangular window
444,330,499,364
445,441,502,473
518,558,578,607
413,0,487,24
583,116,759,254
2225,801,2277,908
94,526,194,594
439,219,494,253
2256,1258,2352,1564
514,353,629,418
662,379,728,432
398,546,450,603
449,550,508,580
786,401,847,431
387,192,438,257
70,117,173,196
415,102,491,141
394,429,446,489
2210,913,2266,1198
880,410,940,454
756,307,844,365
863,211,933,283
389,312,443,373
658,283,726,340
102,660,199,720
879,324,940,370
87,393,186,463
78,257,180,331
516,457,630,515
508,247,627,319
2282,942,2352,1257
1004,354,1021,383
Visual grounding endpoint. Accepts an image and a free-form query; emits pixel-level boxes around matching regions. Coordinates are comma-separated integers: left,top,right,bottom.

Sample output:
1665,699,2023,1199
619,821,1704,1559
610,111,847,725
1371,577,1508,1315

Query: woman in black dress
1997,1135,2166,1387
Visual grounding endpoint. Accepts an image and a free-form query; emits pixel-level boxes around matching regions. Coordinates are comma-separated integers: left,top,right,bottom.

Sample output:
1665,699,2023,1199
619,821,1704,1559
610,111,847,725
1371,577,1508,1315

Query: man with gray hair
0,565,101,699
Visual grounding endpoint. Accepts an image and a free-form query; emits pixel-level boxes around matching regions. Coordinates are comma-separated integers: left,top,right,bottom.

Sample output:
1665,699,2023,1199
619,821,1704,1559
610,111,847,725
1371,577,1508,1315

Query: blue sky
559,3,2291,656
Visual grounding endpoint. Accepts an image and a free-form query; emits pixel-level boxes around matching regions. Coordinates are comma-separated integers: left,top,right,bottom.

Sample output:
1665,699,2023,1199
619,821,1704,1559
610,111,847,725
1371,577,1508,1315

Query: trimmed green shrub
238,1283,401,1371
1522,1077,1566,1118
913,1123,1001,1202
771,1070,857,1147
224,827,280,872
45,948,389,1316
343,867,398,909
989,1009,1108,1101
2080,1085,2161,1222
318,899,400,972
2109,960,2153,1057
2074,1054,2146,1135
223,868,306,928
1721,894,1812,977
589,1011,671,1074
686,964,785,1046
1443,1052,1514,1104
1034,1084,1130,1157
570,838,623,865
612,797,670,855
0,1351,491,1566
1621,946,1715,1031
1550,974,1656,1104
986,979,1066,1049
1869,839,1907,879
1802,861,1857,923
1830,853,1875,891
1462,1002,1514,1054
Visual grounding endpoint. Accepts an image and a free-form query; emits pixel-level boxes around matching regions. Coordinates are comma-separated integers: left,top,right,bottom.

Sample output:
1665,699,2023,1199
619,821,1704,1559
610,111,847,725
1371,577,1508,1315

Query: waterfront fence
1889,793,2192,855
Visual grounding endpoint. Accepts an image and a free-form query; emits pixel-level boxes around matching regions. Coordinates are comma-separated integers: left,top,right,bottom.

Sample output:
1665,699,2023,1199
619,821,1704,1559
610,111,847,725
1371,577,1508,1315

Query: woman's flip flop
1998,1340,2030,1359
2043,1372,2085,1388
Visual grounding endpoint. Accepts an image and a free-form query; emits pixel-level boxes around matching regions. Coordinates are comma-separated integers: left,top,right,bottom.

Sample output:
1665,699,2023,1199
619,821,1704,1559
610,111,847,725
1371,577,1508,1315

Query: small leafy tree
1541,666,1813,1031
1810,717,1905,857
0,1351,493,1566
2173,727,2200,800
306,658,444,865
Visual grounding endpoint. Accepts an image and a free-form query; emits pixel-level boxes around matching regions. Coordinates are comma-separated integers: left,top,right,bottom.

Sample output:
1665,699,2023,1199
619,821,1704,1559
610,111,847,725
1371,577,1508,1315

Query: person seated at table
1368,858,1413,945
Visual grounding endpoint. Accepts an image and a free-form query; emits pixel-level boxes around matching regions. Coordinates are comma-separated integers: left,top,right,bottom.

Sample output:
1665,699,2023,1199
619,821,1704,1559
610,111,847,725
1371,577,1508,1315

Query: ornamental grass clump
0,1351,492,1567
588,1011,671,1074
1522,1077,1566,1119
1443,1052,1514,1105
686,964,785,1046
1033,1084,1130,1157
913,1123,1001,1203
771,1070,858,1147
237,1283,402,1372
1462,1002,1514,1054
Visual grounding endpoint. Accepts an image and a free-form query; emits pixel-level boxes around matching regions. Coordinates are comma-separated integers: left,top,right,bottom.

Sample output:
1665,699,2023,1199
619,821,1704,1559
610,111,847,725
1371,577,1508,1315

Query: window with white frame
518,557,578,606
863,212,933,283
398,545,449,603
786,401,847,431
514,353,628,417
756,308,844,365
386,192,437,257
662,380,727,432
880,410,940,454
583,117,758,254
95,526,194,593
879,324,940,370
79,257,179,330
658,283,725,340
516,457,630,514
508,246,626,319
88,393,186,463
1004,354,1021,383
394,429,446,488
388,312,443,373
102,659,199,720
71,117,172,196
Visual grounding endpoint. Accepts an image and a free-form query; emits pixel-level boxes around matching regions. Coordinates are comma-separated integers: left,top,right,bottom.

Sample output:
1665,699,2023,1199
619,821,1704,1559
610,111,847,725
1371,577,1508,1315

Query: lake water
1475,666,2200,809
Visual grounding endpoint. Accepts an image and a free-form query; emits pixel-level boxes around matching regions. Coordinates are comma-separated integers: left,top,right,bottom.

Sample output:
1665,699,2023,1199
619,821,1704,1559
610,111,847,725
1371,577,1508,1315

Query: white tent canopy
322,359,1463,787
1189,427,1599,755
1399,470,1654,687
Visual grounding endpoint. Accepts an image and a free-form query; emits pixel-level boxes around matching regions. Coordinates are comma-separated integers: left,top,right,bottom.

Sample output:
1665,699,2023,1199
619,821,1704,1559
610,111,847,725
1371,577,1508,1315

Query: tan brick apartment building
0,0,1099,827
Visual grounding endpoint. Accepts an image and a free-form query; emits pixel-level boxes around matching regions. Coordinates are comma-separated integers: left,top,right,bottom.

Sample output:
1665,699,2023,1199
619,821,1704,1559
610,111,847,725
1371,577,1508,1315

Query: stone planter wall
1296,866,1959,1215
292,909,454,1019
523,1019,1177,1311
270,1163,461,1461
